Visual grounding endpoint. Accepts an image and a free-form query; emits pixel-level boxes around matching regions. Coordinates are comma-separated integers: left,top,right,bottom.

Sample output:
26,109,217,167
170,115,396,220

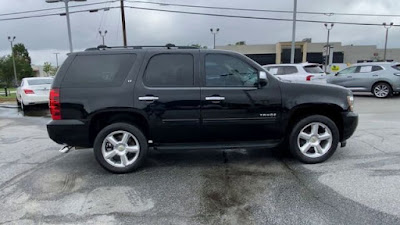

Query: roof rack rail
85,44,199,51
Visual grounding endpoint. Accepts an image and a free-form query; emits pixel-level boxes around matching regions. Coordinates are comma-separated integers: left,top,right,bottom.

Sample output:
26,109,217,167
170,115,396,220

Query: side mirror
258,71,268,87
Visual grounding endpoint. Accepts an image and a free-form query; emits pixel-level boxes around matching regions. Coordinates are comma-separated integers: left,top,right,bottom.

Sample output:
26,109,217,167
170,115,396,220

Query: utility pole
99,30,108,45
324,23,334,73
53,53,60,69
46,0,87,53
290,0,297,64
7,36,18,86
383,22,394,61
210,28,220,49
120,0,127,47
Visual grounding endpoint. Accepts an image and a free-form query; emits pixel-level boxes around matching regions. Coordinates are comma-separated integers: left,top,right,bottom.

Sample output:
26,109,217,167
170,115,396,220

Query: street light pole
383,22,394,61
53,53,60,69
7,36,18,86
290,0,297,64
324,23,334,73
210,28,220,49
46,0,87,53
99,30,108,45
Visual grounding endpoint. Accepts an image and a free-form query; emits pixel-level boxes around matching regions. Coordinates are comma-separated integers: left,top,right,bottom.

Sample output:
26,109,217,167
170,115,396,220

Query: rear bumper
341,111,358,142
47,120,91,148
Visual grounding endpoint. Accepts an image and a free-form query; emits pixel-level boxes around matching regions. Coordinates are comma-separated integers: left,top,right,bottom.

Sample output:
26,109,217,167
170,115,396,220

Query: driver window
338,66,357,75
205,54,257,87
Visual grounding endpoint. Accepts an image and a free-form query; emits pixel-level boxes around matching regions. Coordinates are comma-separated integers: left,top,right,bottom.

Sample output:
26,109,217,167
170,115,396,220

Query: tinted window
283,66,298,74
205,54,257,87
27,79,53,85
304,65,324,73
338,66,357,75
372,66,383,72
63,54,136,88
144,54,194,87
392,64,400,71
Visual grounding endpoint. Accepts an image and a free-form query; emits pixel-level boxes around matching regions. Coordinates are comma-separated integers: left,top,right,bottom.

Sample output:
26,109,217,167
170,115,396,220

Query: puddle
0,104,50,118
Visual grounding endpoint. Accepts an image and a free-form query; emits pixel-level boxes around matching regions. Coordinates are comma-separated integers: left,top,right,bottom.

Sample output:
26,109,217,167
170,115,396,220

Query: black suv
47,45,358,173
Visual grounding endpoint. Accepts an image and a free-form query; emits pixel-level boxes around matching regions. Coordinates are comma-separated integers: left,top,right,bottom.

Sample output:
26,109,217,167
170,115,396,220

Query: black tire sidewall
94,123,148,173
289,115,339,164
373,82,392,98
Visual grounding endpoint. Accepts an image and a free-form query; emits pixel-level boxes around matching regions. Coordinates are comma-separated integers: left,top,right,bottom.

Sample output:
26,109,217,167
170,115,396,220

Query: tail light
49,88,61,120
306,75,314,81
24,89,35,94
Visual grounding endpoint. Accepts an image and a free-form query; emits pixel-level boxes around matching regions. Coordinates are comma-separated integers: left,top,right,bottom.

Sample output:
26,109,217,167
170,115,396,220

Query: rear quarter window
303,65,324,73
62,54,136,88
392,64,400,71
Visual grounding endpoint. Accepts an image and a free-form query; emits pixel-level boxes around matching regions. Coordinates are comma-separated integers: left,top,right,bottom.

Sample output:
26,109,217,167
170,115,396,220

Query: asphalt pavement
0,94,399,225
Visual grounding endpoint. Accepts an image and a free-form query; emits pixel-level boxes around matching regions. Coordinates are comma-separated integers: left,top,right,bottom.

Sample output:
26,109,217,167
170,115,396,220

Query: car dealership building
217,41,400,66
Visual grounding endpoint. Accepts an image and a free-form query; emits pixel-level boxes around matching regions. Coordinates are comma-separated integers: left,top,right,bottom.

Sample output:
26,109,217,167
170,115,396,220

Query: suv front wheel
94,123,148,173
289,115,339,164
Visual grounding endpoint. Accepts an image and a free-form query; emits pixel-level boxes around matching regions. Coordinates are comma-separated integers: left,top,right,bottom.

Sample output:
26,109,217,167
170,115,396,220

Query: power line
125,0,400,18
0,4,398,28
0,7,119,22
124,6,400,27
0,0,117,17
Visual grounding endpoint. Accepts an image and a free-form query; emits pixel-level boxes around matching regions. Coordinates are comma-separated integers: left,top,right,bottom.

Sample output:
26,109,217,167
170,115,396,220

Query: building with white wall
217,41,400,66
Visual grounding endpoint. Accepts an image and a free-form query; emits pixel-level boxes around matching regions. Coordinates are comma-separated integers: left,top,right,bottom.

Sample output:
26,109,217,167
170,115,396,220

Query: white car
263,63,327,83
16,77,53,110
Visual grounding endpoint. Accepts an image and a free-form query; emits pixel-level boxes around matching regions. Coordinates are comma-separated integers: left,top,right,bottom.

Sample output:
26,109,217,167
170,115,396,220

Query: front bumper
47,120,91,148
341,111,358,142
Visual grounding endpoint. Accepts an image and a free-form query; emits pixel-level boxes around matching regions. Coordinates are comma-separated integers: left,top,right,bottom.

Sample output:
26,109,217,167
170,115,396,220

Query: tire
372,82,392,98
93,123,148,173
289,115,339,164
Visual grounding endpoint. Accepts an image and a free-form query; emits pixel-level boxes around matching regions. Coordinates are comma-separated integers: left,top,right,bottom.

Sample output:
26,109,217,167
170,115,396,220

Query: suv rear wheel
372,82,392,98
94,123,148,173
289,115,339,164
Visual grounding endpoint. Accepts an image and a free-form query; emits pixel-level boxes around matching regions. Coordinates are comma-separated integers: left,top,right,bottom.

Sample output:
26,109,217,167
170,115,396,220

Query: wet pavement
0,95,400,225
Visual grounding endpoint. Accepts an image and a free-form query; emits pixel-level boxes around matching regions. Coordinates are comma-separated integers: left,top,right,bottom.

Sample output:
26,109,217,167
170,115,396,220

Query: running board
152,140,281,151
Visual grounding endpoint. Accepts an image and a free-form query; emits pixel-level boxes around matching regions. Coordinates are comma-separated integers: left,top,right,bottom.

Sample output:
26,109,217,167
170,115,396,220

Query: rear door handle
372,74,378,77
347,76,352,78
205,96,225,101
138,96,159,101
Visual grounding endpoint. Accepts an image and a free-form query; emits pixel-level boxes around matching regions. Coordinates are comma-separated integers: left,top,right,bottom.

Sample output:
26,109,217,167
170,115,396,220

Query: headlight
347,95,354,112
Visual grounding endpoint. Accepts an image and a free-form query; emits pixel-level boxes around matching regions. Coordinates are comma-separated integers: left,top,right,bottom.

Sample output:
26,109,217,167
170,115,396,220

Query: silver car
327,62,400,98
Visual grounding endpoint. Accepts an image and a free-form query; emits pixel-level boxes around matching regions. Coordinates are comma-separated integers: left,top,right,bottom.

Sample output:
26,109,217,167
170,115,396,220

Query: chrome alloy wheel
374,84,389,98
101,130,140,168
297,122,333,158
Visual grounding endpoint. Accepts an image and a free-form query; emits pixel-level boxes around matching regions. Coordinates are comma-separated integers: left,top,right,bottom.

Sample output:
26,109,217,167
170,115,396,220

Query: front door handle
205,96,225,101
138,96,159,101
347,76,352,78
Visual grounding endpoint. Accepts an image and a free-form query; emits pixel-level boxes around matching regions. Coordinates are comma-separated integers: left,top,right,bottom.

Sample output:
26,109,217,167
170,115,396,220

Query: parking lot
0,94,399,225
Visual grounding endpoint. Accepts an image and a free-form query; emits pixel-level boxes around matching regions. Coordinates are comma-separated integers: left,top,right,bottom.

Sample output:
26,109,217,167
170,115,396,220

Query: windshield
27,79,53,85
303,65,324,73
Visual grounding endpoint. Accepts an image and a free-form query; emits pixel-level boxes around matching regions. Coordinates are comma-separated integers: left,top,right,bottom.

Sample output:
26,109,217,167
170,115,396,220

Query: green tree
0,56,15,87
43,62,56,76
235,41,246,46
13,43,33,80
0,43,33,87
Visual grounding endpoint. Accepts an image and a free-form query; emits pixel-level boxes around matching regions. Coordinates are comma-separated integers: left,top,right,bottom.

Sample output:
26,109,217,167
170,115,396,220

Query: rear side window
283,66,298,74
372,66,383,72
392,64,400,71
266,66,285,75
303,65,324,73
144,54,194,87
62,54,136,88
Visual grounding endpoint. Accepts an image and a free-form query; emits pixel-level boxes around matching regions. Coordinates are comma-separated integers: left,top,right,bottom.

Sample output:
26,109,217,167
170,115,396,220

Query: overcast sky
0,0,399,65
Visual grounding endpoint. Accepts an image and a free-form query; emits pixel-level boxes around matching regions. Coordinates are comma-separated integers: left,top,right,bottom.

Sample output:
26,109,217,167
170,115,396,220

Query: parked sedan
16,77,53,110
263,63,327,83
327,62,400,98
